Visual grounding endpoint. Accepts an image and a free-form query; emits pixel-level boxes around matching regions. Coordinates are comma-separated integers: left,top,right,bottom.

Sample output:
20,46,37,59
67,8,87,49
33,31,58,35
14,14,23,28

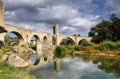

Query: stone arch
29,53,38,65
30,35,40,44
60,37,76,45
43,36,47,42
30,35,40,51
9,31,24,40
67,37,76,44
52,36,57,45
78,39,87,45
4,31,24,46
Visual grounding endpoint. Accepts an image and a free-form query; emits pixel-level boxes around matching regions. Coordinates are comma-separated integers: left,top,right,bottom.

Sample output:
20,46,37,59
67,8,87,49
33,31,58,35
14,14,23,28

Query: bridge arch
60,37,76,45
8,31,24,40
4,31,24,46
30,35,40,44
43,36,47,42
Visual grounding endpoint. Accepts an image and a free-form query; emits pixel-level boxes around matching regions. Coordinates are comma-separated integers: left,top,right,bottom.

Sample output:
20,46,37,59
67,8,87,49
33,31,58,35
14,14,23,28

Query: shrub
54,46,67,58
99,41,120,50
74,45,81,51
78,39,95,46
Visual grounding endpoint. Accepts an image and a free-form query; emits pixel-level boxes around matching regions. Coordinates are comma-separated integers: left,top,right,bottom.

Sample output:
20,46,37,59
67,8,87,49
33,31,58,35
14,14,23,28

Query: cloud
3,0,120,36
31,57,115,79
105,0,120,15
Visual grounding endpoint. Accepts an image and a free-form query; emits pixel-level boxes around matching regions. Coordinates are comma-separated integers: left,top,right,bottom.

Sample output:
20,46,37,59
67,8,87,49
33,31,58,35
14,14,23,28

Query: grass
78,39,95,46
61,40,120,56
0,61,36,79
99,40,120,50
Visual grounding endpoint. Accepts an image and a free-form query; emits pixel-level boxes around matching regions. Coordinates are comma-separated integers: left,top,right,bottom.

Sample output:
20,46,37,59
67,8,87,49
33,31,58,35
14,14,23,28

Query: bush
54,46,67,58
78,39,95,46
99,41,120,50
74,45,81,51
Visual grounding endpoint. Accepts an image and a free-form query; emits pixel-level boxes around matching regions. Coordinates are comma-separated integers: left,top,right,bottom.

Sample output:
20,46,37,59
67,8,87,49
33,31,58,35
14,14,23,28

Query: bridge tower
0,0,4,26
53,24,59,45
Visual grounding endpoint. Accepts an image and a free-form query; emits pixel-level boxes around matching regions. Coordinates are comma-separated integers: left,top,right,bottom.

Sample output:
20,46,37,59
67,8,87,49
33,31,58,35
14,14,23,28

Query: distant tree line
73,34,80,37
89,14,120,43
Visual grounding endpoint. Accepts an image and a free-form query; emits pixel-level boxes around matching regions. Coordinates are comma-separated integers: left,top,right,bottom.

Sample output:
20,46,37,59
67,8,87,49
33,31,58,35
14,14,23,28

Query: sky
4,0,120,36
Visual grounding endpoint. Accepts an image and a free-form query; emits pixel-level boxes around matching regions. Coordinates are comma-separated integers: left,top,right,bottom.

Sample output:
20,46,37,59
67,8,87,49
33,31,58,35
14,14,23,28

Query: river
30,54,120,79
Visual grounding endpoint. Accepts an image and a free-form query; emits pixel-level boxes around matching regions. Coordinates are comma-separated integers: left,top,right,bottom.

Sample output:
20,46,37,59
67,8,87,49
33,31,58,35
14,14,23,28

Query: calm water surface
30,55,120,79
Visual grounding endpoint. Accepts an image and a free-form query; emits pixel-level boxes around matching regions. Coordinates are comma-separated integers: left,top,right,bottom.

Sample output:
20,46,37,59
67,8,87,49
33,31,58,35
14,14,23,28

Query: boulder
8,54,29,67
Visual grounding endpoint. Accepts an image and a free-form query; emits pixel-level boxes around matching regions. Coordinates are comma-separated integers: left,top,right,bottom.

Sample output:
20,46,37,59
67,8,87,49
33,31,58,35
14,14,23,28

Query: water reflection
29,53,37,64
31,56,119,79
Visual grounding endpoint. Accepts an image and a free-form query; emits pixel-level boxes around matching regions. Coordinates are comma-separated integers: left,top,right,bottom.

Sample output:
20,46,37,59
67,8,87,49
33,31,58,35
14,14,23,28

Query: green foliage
60,39,74,45
99,41,120,50
0,26,7,33
78,39,95,46
73,34,81,37
89,14,120,43
89,20,112,43
74,45,81,51
0,61,36,79
4,35,19,47
110,14,120,41
1,47,11,53
54,46,67,58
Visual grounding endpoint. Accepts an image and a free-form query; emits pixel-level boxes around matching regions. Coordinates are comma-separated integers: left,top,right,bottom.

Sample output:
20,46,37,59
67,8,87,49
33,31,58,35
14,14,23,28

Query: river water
30,55,120,79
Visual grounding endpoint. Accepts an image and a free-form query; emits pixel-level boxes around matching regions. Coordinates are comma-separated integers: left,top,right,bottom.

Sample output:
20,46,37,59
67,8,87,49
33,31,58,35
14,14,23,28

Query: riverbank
0,61,36,79
60,41,120,57
0,48,36,79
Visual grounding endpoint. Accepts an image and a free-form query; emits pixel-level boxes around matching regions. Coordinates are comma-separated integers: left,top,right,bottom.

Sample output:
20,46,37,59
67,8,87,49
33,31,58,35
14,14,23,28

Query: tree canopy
89,14,120,43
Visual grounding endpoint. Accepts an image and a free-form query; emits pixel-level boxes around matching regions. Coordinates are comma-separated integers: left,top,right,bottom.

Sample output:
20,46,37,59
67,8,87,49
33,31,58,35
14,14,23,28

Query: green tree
89,20,112,43
89,14,120,43
0,26,7,33
110,14,120,41
78,34,81,37
73,34,81,37
73,34,77,36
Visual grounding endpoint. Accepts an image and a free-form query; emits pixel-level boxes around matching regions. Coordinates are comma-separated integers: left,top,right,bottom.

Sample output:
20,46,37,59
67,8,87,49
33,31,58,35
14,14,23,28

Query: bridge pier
36,42,43,57
55,58,60,72
53,24,59,45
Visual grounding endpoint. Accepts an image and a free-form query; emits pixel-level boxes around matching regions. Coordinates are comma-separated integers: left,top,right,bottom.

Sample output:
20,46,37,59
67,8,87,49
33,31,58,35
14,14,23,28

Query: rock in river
8,54,29,67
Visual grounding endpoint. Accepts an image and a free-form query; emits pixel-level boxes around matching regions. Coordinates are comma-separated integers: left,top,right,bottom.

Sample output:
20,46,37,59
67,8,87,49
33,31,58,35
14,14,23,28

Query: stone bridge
0,1,92,68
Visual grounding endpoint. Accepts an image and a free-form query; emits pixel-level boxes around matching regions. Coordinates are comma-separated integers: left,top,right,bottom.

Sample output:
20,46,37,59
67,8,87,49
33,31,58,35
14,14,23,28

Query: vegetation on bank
57,40,120,57
0,61,36,79
54,46,67,58
55,14,120,58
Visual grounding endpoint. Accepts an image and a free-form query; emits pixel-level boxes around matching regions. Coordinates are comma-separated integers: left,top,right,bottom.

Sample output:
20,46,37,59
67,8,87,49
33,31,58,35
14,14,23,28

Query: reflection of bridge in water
0,1,92,70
